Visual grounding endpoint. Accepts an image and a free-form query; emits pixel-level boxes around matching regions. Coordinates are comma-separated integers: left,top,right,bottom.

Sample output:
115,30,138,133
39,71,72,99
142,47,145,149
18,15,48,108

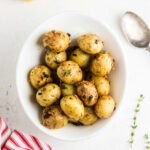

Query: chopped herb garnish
40,88,44,92
61,70,66,76
68,70,71,74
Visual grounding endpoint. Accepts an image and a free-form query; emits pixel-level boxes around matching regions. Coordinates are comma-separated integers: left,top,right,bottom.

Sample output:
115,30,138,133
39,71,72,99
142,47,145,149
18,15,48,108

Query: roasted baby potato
29,65,52,89
95,96,115,119
57,61,83,84
87,73,110,96
42,105,68,129
70,48,91,67
77,80,98,106
61,83,76,96
60,95,84,121
90,51,114,76
77,34,103,54
45,50,67,69
36,83,61,107
79,107,98,125
42,30,71,52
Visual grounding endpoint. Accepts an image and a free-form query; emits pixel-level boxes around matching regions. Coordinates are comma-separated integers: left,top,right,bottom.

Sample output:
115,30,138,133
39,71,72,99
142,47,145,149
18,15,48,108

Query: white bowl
16,12,127,141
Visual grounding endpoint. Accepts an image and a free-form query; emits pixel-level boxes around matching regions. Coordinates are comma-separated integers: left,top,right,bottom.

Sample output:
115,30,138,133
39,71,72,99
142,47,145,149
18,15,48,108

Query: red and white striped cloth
0,117,52,150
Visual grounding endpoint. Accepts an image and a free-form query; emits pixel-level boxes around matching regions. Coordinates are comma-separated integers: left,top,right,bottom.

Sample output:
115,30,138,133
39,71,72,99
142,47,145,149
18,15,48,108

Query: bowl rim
16,11,128,141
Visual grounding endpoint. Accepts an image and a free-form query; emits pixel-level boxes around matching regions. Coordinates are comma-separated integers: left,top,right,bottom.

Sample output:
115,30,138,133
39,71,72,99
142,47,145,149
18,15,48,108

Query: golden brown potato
77,80,98,106
42,105,68,129
57,61,83,84
70,48,91,67
45,50,67,69
60,95,84,121
42,30,71,52
61,83,76,96
95,96,115,119
79,107,98,125
87,73,110,96
90,51,114,76
77,34,103,54
29,65,52,89
36,83,61,107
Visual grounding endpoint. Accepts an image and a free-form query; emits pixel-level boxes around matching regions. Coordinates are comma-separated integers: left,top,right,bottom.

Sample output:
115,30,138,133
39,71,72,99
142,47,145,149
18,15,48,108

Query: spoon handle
146,44,150,52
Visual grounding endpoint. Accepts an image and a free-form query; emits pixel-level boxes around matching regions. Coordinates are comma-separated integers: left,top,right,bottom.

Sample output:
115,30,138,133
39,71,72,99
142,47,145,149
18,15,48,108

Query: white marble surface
1,0,150,149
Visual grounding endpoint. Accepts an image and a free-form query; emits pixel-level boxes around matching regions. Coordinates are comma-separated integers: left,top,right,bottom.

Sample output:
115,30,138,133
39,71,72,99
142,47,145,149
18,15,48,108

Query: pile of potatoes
29,30,116,129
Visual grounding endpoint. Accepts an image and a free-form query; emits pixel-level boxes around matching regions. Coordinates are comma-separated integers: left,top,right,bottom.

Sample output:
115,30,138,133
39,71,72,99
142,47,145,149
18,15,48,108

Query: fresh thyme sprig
145,134,150,149
129,94,144,147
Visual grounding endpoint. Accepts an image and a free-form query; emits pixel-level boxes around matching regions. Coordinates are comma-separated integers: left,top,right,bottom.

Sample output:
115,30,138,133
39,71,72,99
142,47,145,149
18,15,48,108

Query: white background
0,0,150,149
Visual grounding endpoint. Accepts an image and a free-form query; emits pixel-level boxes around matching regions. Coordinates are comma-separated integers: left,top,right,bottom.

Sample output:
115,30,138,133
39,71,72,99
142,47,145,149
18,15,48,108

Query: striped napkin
0,117,52,150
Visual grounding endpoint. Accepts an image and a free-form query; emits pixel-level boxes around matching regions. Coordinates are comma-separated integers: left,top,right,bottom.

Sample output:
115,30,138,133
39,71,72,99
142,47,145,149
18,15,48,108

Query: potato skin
90,51,114,76
45,50,67,69
57,61,83,84
77,80,98,106
61,83,76,96
77,34,103,54
70,48,91,67
42,30,71,52
87,73,110,96
95,96,115,119
29,65,52,89
36,83,61,107
60,95,84,121
42,105,68,129
68,118,78,123
79,107,98,125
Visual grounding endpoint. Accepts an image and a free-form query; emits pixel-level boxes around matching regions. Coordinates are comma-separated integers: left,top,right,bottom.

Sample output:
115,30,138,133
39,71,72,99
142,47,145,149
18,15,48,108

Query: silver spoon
121,11,150,51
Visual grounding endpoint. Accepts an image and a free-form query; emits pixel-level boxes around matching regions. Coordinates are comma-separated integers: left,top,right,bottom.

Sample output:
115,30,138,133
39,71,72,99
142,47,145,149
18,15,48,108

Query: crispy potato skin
57,61,83,84
79,107,98,125
42,30,71,52
87,73,110,96
70,48,91,67
29,65,52,89
60,83,76,96
45,50,67,69
95,96,115,119
90,52,114,76
42,105,68,129
60,95,84,121
77,80,98,106
36,83,61,107
77,34,103,54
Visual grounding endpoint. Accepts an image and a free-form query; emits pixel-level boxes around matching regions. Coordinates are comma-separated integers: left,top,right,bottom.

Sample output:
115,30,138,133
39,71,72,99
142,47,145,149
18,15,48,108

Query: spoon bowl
121,11,150,48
